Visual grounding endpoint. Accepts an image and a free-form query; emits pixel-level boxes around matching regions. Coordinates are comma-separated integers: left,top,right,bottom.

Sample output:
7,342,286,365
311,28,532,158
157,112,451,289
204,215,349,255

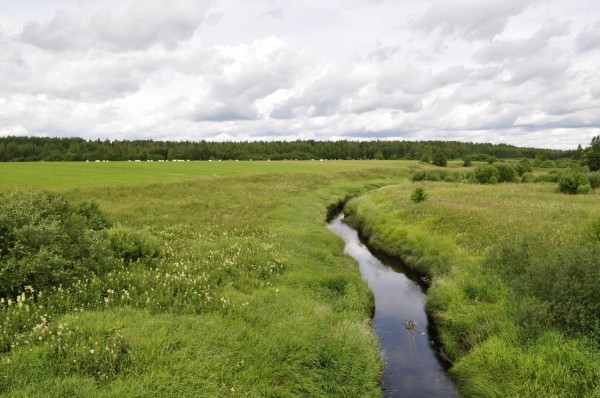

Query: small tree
411,187,428,203
432,151,447,167
474,165,500,184
558,167,591,194
515,159,533,176
495,163,517,183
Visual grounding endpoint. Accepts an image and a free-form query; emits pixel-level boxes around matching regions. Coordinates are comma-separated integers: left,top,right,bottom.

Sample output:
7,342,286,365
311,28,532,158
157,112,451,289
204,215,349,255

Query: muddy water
327,215,459,398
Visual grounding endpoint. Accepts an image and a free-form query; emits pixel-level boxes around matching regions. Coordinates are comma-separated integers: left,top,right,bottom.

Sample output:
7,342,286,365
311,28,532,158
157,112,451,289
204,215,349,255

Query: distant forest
0,136,577,162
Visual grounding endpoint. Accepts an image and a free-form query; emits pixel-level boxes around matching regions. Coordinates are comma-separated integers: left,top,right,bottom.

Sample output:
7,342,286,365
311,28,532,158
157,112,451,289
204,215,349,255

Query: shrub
412,170,441,182
558,168,591,194
466,154,497,163
411,170,465,183
432,151,448,167
74,201,111,230
463,156,472,167
474,165,500,184
588,171,600,189
533,171,561,183
107,225,161,264
555,158,578,168
495,163,517,183
411,187,428,203
0,192,117,298
521,172,534,183
577,184,592,194
515,159,533,176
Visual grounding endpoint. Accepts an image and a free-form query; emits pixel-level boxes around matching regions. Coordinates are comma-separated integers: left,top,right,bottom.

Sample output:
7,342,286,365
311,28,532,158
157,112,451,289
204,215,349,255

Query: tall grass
0,161,413,396
345,181,600,397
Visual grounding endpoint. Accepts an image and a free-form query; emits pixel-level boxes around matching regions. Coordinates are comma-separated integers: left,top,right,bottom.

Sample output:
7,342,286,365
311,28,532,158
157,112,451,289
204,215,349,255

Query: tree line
0,136,577,162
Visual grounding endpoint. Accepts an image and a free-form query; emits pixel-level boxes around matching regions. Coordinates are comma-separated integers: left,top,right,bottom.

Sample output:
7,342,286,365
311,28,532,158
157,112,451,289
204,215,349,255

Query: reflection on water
327,215,459,398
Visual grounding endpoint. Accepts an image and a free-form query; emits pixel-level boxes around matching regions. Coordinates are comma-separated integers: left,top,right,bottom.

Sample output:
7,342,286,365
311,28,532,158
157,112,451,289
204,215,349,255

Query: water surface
327,215,459,398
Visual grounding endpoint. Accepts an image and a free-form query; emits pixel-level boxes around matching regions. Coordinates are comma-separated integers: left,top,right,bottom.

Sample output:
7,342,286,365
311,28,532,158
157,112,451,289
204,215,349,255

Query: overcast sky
1,0,600,149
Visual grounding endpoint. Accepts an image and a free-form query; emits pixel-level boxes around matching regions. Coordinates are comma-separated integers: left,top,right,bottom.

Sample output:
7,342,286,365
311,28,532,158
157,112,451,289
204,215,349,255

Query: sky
1,0,600,149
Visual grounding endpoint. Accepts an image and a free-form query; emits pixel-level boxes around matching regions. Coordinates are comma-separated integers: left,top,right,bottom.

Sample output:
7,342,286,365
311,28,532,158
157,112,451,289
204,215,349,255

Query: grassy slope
345,172,600,397
0,161,413,397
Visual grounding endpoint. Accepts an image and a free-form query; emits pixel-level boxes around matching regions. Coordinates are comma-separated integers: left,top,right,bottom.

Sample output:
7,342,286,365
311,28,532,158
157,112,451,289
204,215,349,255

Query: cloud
576,21,600,52
0,44,164,100
190,36,309,121
20,0,211,52
475,19,569,63
1,0,598,149
416,0,536,41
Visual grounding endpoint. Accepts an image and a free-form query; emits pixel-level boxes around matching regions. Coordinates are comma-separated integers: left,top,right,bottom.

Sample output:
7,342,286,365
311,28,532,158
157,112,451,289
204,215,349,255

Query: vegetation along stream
328,214,459,397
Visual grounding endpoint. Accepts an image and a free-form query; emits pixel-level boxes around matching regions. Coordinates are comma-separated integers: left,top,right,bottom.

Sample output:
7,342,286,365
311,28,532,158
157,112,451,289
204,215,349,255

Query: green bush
558,168,591,194
432,151,448,167
520,172,534,183
474,165,500,184
74,201,111,230
533,171,561,183
588,171,600,189
107,225,161,264
411,169,464,182
0,192,117,298
515,159,533,176
466,154,497,163
463,156,472,167
472,163,517,184
411,187,428,203
495,163,517,183
577,184,592,194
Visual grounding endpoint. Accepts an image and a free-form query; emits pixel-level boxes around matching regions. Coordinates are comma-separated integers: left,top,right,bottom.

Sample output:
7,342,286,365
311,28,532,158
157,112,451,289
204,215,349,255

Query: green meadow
0,160,411,397
345,164,600,397
0,160,394,190
2,159,600,397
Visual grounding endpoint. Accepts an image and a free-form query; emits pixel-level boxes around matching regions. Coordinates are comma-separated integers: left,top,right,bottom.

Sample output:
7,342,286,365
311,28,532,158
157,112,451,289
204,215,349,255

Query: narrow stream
327,215,459,398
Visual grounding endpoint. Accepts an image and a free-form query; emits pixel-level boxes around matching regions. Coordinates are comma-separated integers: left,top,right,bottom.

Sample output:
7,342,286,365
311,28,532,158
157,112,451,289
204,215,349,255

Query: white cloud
416,0,537,41
576,21,600,52
20,0,211,52
475,19,569,63
190,36,311,121
0,0,599,149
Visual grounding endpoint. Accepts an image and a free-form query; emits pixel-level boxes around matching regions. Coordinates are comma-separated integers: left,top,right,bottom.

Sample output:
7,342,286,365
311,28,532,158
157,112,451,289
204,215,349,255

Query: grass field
0,160,400,190
345,171,600,397
4,160,599,397
0,160,413,397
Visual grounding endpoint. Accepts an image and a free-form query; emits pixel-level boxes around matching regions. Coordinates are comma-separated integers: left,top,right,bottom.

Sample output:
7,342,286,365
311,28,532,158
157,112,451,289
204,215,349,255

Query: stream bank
327,214,458,397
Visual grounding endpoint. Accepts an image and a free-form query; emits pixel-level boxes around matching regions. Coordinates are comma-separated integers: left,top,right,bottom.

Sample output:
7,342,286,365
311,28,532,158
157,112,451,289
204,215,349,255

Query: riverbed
327,215,458,397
